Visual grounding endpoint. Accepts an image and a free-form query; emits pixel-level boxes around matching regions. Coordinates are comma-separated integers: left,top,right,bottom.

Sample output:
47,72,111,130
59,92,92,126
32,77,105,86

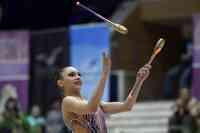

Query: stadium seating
106,101,174,133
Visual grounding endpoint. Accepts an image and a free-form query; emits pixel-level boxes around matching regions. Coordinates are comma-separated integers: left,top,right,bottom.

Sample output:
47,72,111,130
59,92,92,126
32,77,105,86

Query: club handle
147,52,157,65
76,2,128,35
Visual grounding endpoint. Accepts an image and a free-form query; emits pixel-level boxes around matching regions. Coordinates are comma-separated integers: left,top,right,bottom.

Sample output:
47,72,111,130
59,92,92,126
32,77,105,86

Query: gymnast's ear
57,80,64,89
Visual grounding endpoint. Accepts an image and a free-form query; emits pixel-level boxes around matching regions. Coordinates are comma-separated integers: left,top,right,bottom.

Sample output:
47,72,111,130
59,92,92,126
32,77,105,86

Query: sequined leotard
63,107,107,133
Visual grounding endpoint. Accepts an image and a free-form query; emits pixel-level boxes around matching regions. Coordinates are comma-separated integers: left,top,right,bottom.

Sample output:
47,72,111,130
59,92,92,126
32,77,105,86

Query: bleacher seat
106,101,174,133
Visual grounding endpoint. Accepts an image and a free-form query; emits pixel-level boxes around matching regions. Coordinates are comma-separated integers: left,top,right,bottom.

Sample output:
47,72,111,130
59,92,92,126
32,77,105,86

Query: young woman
56,52,151,133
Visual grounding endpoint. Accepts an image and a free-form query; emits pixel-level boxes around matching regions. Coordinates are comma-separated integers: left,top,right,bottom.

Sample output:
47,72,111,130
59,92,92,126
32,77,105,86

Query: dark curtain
29,28,69,113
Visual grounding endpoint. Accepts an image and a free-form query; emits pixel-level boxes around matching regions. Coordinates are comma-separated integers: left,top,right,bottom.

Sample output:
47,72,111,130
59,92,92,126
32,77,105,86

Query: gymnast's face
58,66,82,92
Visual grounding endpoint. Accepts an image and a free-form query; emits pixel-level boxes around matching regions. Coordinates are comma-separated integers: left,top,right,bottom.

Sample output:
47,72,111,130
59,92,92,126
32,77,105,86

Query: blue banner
69,23,110,101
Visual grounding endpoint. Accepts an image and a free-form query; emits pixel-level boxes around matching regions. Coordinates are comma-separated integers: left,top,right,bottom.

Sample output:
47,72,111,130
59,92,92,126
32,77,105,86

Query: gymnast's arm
101,64,151,114
62,53,111,115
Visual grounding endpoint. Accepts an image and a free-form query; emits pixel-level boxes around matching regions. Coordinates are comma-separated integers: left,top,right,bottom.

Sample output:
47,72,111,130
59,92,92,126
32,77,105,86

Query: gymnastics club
130,38,165,96
147,38,166,65
76,1,128,35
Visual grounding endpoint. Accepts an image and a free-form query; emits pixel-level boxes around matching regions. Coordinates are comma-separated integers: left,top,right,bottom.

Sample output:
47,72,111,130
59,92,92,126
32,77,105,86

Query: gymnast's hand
102,52,111,74
124,64,151,110
136,64,151,83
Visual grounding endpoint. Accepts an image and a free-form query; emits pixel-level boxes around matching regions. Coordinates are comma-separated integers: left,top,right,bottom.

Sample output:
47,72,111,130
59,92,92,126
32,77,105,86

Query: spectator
45,99,69,133
0,97,28,133
46,99,69,133
179,88,196,105
168,89,198,133
0,84,18,121
26,105,45,133
164,40,192,98
189,102,200,133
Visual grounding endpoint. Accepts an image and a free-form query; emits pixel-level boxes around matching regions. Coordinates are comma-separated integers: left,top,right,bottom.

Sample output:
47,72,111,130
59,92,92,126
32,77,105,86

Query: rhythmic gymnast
55,52,151,133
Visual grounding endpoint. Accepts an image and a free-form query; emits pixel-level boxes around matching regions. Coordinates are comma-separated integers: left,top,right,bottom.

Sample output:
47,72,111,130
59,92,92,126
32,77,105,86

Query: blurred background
0,0,200,132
